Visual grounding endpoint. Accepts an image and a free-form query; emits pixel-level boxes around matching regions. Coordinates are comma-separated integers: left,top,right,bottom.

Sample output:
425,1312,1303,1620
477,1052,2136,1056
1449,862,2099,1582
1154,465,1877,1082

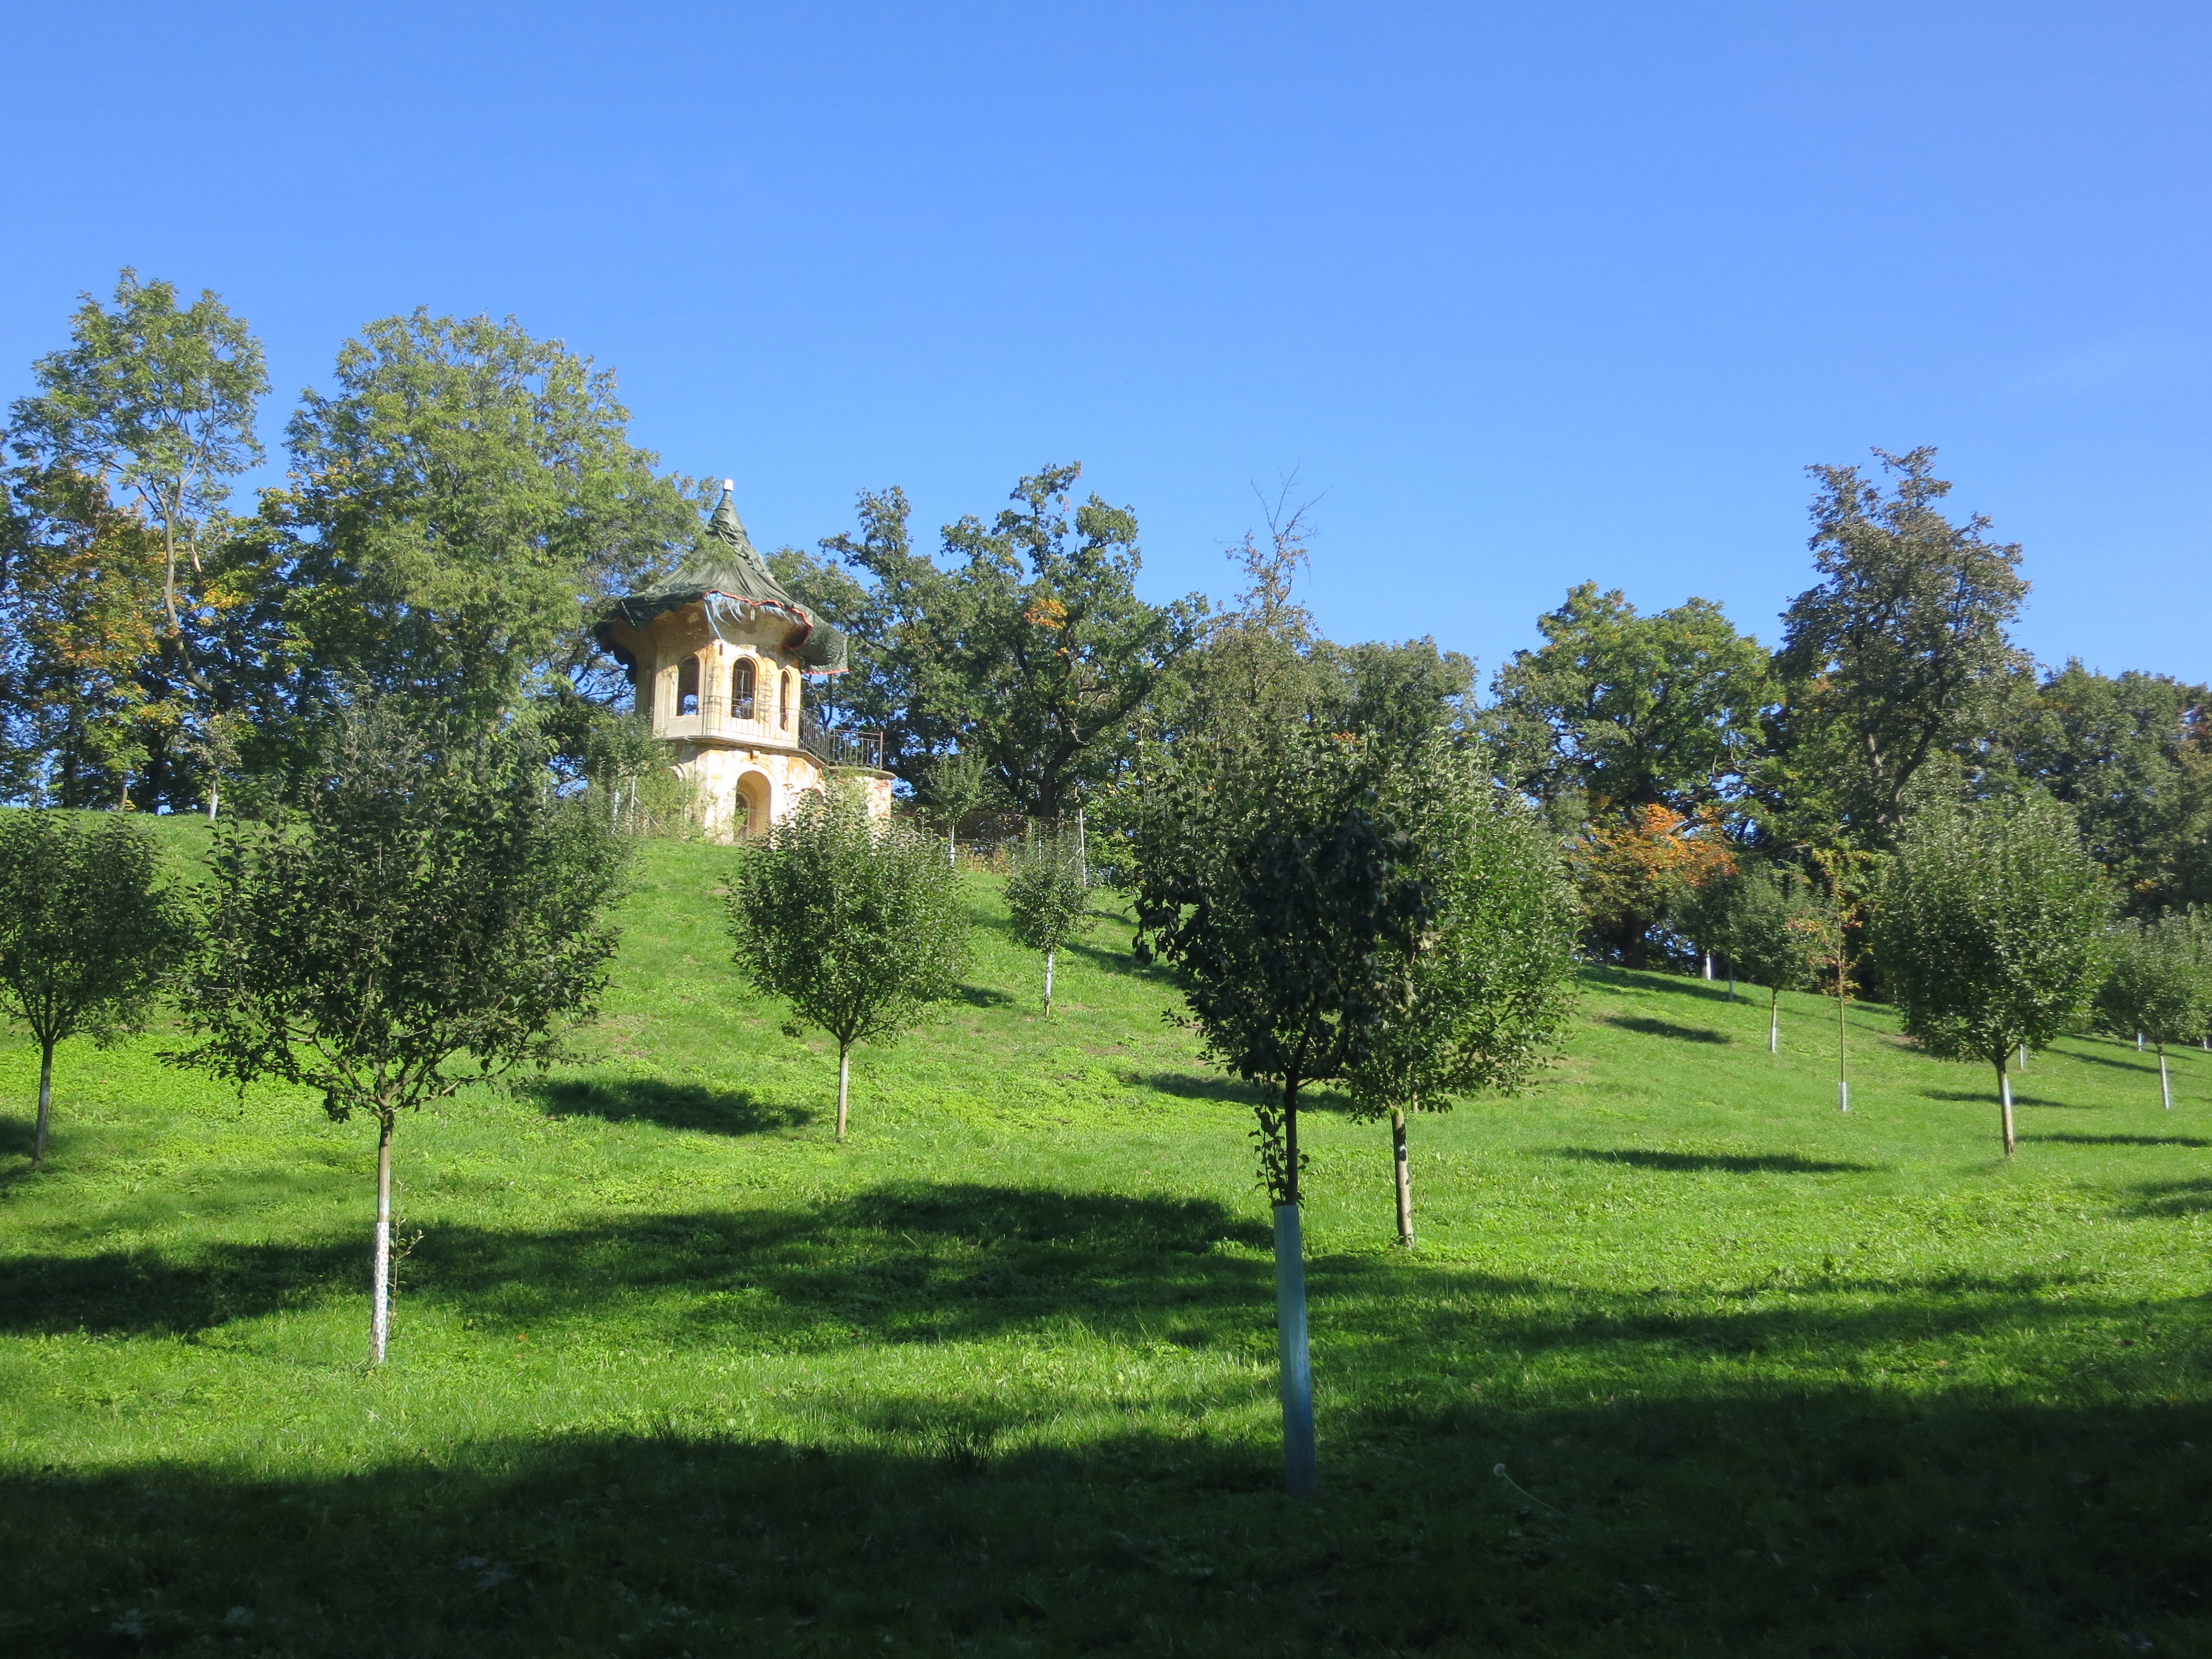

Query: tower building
594,483,890,837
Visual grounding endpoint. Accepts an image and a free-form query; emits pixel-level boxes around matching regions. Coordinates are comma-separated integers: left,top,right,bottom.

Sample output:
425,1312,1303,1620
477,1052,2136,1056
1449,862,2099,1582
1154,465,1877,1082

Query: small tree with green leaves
921,750,993,865
1680,864,1825,1053
1133,724,1436,1495
0,811,194,1170
2098,911,2212,1111
728,785,969,1140
1874,794,2112,1156
168,709,627,1364
1343,747,1579,1245
1004,830,1094,1015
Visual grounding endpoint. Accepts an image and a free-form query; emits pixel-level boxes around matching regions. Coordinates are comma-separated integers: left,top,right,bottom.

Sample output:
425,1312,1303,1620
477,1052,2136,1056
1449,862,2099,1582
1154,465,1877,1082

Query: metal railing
799,714,885,771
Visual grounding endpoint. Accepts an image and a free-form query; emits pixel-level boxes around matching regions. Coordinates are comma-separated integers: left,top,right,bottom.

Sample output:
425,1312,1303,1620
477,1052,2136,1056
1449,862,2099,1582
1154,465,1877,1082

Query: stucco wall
603,598,890,841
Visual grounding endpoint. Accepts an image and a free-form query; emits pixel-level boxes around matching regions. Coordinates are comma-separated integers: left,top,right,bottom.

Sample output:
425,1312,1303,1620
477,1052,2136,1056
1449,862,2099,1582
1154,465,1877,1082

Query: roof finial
722,478,734,493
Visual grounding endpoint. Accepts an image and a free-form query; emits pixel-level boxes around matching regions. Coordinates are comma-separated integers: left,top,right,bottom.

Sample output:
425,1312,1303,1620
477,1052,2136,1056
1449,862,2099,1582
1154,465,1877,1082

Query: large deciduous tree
1486,581,1775,821
278,310,703,732
0,810,194,1170
727,785,969,1140
1874,794,2112,1156
0,464,170,807
169,708,627,1364
4,270,270,811
7,269,267,643
1775,448,2028,843
799,467,1203,815
1567,801,1738,967
2007,661,2212,916
1342,742,1580,1245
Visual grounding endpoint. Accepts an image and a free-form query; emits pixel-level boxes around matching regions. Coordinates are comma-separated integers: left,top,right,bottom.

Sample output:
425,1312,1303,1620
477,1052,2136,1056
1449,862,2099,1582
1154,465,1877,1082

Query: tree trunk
2018,1044,2027,1070
1042,947,1055,1017
32,1039,55,1171
1726,966,1735,1003
1391,1105,1413,1246
1768,988,1779,1055
836,1042,852,1142
1272,1200,1317,1498
206,776,218,822
370,1115,395,1365
1836,985,1849,1113
2159,1045,2171,1111
1999,1065,2016,1159
1703,952,1712,980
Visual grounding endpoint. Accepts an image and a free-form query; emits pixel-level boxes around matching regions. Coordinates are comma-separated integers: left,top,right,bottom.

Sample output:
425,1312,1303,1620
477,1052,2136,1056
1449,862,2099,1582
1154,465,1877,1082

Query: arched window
781,671,796,730
677,655,700,716
732,657,755,719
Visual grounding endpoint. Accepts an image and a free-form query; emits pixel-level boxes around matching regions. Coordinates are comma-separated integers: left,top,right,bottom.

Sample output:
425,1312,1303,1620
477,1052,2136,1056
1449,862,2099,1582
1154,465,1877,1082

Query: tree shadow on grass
1602,1014,1730,1045
1553,1147,1882,1175
0,1235,363,1337
2025,1132,2212,1150
1125,1070,1270,1108
953,983,1016,1009
1061,933,1172,983
4,1345,2210,1655
529,1078,814,1136
2125,1177,2212,1216
2044,1053,2168,1079
0,1114,38,1186
1922,1089,2102,1109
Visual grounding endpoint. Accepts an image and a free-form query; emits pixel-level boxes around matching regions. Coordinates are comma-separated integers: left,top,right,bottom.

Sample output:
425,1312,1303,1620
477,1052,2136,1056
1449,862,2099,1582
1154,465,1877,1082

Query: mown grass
2,825,2209,1656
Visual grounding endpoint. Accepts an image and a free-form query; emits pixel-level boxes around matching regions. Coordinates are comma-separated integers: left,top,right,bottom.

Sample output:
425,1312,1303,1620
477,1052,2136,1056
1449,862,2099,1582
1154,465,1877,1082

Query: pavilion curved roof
597,485,848,672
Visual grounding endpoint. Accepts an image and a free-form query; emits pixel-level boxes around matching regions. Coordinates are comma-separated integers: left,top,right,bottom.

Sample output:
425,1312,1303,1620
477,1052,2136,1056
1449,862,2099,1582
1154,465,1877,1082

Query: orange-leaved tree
1568,802,1737,967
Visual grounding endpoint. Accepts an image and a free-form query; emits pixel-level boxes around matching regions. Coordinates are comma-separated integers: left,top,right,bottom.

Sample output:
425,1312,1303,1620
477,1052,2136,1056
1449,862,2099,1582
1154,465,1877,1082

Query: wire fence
891,805,1111,881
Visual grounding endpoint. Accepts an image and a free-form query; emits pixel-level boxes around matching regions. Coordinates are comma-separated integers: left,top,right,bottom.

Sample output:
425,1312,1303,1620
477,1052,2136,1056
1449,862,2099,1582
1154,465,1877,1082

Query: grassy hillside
2,826,2209,1656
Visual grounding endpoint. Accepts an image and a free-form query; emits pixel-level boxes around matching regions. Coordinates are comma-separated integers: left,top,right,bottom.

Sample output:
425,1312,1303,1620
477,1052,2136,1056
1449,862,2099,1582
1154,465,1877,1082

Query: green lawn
3,828,2209,1656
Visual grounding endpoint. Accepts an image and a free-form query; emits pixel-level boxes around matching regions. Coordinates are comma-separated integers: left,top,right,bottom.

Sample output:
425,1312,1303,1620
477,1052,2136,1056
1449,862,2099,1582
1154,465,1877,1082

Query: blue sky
4,2,2206,684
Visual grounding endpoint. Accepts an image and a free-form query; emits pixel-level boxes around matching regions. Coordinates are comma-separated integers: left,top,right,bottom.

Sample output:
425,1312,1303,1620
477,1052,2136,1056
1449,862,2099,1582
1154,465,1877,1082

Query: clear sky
4,2,2206,685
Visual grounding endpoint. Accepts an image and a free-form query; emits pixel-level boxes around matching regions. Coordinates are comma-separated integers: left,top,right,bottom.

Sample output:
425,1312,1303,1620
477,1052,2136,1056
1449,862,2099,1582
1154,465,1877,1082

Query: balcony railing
799,714,885,771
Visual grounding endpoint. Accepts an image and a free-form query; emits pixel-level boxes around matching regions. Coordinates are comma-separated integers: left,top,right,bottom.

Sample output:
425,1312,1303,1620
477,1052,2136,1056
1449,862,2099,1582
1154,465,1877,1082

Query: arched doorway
735,770,773,841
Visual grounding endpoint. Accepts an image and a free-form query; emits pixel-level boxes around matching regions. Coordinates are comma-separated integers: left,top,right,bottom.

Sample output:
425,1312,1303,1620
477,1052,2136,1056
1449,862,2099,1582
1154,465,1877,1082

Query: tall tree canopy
0,465,170,806
795,466,1203,816
1775,447,2028,843
277,310,702,731
3,271,271,811
2006,661,2212,915
7,269,268,640
1486,581,1774,821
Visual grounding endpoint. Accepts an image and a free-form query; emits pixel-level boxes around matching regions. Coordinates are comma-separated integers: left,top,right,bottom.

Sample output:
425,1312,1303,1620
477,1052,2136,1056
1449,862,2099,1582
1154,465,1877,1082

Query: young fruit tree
1681,864,1824,1054
1342,744,1579,1246
1133,724,1436,1496
168,711,627,1364
1873,794,2112,1156
0,811,195,1170
2096,911,2212,1111
1802,848,1875,1110
1003,829,1095,1016
727,784,969,1140
922,750,993,867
